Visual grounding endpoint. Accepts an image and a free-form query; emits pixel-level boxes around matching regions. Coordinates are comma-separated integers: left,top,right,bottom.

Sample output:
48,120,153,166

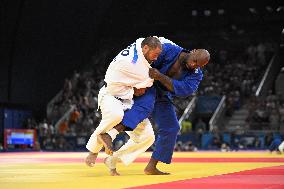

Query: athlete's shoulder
158,37,184,52
135,38,144,44
158,37,178,46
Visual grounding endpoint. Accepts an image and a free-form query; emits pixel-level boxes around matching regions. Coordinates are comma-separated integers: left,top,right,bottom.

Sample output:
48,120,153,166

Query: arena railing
178,96,197,126
209,95,226,131
255,53,280,98
46,90,63,118
54,104,75,131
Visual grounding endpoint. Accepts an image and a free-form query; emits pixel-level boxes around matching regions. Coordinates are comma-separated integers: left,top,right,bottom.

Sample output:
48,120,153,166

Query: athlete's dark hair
141,36,162,50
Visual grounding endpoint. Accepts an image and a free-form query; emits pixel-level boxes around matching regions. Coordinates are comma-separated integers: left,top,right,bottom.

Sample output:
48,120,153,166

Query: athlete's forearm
156,74,174,92
149,68,174,92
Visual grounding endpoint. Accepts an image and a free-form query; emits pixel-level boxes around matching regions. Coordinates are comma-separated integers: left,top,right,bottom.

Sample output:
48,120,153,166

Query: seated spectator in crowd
220,143,230,152
174,141,183,152
181,119,192,134
184,141,198,152
279,103,284,132
208,136,222,150
58,119,69,135
174,140,197,152
195,118,207,133
69,108,80,124
253,137,262,149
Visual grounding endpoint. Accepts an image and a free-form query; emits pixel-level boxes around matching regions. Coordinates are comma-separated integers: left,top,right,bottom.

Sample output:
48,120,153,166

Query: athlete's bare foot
104,156,120,176
85,152,98,167
109,168,120,176
144,157,170,175
144,167,170,175
98,133,113,155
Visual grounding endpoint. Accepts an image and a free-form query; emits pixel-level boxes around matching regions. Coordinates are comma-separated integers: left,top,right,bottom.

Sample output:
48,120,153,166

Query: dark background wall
0,0,112,116
1,0,283,118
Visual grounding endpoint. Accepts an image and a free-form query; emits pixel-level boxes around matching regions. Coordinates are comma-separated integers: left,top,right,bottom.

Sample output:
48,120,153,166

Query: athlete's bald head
186,49,210,69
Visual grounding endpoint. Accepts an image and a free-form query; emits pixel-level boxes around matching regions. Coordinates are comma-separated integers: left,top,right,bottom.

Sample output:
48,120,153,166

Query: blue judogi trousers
269,138,282,152
121,86,180,164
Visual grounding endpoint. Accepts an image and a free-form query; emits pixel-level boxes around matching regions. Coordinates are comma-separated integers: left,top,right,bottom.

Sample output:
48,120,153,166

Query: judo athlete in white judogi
85,37,162,175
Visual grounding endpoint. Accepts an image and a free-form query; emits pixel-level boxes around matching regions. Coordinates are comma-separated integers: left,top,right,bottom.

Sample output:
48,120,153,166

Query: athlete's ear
142,45,150,54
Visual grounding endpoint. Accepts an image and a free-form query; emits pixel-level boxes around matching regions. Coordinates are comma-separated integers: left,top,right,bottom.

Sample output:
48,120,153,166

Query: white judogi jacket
86,38,155,159
104,38,154,100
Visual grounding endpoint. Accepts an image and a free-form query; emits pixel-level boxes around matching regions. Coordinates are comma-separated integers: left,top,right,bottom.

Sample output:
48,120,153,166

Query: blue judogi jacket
121,37,203,131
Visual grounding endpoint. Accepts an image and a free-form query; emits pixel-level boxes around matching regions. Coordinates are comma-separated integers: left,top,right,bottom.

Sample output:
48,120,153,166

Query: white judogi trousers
114,119,154,165
86,86,155,165
279,141,284,153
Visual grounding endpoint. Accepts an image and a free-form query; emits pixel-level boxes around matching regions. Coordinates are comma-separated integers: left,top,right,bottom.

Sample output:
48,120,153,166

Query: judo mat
0,151,284,189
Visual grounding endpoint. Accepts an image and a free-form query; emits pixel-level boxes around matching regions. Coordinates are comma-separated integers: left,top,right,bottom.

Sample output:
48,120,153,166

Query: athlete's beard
181,58,187,69
144,51,153,64
181,55,190,70
181,55,195,71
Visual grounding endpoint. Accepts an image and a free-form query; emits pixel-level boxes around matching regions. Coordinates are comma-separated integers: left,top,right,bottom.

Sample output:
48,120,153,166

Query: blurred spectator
58,119,69,135
253,137,262,149
57,136,67,150
264,133,274,147
269,109,280,130
195,118,207,133
208,134,222,150
220,143,230,152
180,119,192,134
69,108,81,124
174,141,183,151
39,119,48,137
47,123,55,136
183,141,197,152
275,67,284,100
279,103,284,133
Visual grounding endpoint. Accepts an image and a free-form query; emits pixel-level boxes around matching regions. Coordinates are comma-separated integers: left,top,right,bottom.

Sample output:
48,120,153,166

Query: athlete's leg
98,87,156,152
85,91,124,166
104,119,155,175
144,99,180,175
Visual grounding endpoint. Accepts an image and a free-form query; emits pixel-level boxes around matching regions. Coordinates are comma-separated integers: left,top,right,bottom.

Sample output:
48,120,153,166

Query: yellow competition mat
0,151,283,189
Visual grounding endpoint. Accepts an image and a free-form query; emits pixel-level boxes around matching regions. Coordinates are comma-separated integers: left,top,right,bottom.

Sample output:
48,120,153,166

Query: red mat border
126,165,284,189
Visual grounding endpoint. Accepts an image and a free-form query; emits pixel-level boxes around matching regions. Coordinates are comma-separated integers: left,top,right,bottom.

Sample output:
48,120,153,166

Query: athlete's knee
136,103,154,117
159,124,180,135
141,132,155,148
146,98,155,110
133,92,155,115
148,133,155,144
144,127,155,142
111,109,124,123
172,124,180,134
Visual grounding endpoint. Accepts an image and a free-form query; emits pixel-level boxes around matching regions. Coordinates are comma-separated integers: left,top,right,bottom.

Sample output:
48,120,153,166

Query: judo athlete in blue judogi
99,37,210,175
